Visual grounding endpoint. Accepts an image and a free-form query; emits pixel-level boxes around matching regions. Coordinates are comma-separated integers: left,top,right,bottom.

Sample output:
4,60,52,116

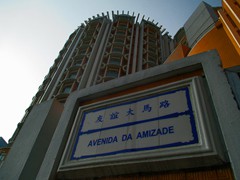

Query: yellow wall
188,24,240,69
164,44,190,64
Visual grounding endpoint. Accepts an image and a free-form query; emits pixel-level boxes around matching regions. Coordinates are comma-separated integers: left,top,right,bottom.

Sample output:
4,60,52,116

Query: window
114,38,125,43
112,46,123,53
79,48,87,55
148,53,157,61
148,46,156,53
117,25,127,30
149,39,157,44
69,72,77,79
0,153,6,161
116,30,126,36
74,60,82,66
106,69,119,78
62,86,71,94
109,57,121,66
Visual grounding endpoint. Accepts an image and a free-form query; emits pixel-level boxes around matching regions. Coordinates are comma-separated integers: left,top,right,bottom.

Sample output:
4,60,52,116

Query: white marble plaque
71,87,198,160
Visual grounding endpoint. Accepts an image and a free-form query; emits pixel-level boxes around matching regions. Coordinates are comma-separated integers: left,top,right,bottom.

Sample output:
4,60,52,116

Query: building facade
0,137,9,168
1,1,240,179
8,12,173,145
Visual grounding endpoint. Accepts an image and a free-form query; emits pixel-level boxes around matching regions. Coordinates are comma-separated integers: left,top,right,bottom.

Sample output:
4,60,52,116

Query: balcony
111,47,124,54
108,58,121,67
114,38,125,45
116,30,126,36
105,69,119,80
68,72,77,79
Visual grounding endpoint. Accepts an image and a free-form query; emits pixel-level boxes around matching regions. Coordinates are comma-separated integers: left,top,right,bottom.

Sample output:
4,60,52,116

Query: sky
0,0,221,142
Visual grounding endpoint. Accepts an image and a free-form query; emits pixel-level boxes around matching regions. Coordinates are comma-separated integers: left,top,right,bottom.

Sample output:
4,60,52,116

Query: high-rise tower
9,12,173,144
36,13,173,103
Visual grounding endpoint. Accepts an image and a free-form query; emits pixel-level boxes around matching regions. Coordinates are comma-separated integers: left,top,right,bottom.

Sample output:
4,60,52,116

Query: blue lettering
159,100,170,108
127,134,132,140
162,127,168,134
122,134,127,141
126,108,134,116
88,140,92,147
156,128,162,135
136,132,142,139
150,129,156,136
96,115,104,123
142,130,149,138
136,126,174,139
87,136,118,147
142,104,152,112
110,112,119,120
169,126,174,133
122,134,132,141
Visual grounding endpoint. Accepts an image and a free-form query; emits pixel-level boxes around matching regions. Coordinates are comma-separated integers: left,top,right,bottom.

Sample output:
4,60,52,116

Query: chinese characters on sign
71,87,198,160
95,101,170,123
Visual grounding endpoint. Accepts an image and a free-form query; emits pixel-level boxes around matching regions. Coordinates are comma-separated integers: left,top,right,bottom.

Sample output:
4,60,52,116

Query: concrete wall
184,2,218,48
0,100,63,180
36,50,240,179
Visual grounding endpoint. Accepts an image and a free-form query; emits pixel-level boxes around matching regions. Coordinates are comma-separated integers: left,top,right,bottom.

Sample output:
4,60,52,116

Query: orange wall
164,44,190,64
188,25,240,69
100,166,233,180
80,70,203,106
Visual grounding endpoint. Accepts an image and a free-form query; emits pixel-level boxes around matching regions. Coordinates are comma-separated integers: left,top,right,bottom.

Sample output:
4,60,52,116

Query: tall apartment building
8,12,173,145
1,1,240,179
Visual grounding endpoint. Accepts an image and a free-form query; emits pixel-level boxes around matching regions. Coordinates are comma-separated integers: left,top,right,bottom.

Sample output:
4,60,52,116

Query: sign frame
58,77,225,176
71,87,198,160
